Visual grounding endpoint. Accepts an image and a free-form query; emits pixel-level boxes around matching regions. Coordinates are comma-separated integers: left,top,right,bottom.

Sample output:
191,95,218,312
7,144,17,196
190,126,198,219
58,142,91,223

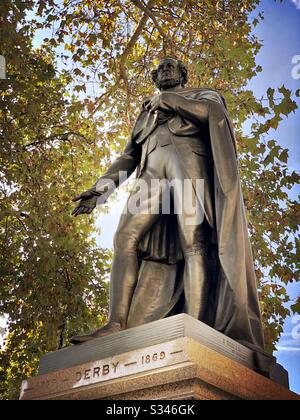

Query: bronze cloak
125,88,274,374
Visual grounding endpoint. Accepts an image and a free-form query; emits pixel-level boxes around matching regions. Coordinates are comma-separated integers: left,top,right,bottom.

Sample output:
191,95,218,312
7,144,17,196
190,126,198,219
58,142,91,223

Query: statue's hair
151,57,188,88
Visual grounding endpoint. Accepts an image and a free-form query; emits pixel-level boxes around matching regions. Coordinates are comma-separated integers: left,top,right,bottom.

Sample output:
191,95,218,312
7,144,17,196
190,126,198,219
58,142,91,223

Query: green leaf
279,150,288,164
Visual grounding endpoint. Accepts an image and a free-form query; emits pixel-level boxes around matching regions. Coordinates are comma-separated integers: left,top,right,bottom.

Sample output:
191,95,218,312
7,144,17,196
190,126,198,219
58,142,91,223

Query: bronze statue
70,57,273,375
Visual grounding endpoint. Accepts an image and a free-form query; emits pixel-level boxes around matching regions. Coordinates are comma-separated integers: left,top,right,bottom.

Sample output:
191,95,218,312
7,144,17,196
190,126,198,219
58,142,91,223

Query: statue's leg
70,172,162,344
107,179,162,329
166,148,213,322
178,221,211,321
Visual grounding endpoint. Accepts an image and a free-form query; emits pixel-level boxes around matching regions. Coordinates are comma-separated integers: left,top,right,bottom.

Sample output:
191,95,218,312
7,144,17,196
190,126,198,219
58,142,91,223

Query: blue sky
1,0,299,395
246,0,300,394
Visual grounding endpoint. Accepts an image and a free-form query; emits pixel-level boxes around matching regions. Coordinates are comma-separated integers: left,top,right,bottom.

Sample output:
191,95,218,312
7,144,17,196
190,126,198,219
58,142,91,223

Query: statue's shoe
70,322,121,345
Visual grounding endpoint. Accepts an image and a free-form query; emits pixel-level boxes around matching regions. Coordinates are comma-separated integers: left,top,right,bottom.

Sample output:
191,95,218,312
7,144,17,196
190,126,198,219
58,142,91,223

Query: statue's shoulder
179,87,226,107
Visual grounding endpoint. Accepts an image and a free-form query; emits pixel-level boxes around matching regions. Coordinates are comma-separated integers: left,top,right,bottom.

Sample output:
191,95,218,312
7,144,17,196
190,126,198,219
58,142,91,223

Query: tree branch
131,0,185,53
92,0,156,115
121,0,156,65
23,132,87,150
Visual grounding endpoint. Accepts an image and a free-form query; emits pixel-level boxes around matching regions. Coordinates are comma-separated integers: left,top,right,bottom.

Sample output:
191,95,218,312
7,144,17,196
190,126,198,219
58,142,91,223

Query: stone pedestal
20,315,299,400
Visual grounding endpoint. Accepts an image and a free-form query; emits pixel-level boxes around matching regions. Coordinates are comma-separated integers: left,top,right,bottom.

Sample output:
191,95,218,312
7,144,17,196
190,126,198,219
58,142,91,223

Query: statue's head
151,57,188,90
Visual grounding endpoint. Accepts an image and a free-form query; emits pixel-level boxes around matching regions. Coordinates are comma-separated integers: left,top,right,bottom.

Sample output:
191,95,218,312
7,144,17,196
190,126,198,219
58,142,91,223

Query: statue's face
155,58,181,89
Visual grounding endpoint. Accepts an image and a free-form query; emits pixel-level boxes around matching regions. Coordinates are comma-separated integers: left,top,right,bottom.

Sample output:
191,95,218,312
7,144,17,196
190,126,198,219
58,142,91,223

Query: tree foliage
0,0,299,399
0,0,112,400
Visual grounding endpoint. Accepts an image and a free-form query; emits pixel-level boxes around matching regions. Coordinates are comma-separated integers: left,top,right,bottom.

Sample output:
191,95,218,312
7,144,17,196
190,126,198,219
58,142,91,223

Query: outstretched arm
72,138,141,216
92,137,141,192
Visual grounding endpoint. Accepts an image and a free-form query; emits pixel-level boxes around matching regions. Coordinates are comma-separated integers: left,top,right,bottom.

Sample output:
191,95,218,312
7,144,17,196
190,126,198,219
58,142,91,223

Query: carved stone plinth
20,315,299,400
